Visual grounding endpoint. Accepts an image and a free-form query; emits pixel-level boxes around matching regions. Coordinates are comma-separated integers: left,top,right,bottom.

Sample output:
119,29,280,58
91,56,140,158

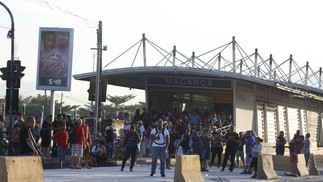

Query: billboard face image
36,27,74,91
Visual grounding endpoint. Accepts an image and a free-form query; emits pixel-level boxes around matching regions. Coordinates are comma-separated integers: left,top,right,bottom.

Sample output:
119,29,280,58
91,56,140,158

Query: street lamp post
0,1,15,156
90,21,107,137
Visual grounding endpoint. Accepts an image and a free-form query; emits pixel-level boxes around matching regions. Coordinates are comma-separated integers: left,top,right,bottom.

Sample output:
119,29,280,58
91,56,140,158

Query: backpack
153,128,166,145
69,128,77,144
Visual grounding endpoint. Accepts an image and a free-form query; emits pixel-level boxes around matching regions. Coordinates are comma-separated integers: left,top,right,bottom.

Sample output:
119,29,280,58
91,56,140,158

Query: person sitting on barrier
250,137,263,179
91,140,108,166
301,133,311,166
275,131,287,156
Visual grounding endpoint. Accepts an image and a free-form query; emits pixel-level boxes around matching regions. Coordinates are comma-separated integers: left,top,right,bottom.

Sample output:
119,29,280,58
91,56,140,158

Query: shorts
236,150,244,160
201,148,211,160
71,144,83,158
57,146,68,161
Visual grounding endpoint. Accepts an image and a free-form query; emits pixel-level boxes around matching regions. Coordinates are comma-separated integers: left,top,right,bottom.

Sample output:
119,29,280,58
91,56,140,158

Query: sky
1,0,323,108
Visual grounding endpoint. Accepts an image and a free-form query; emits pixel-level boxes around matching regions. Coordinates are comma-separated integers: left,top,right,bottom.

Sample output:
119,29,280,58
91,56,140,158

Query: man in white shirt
149,119,170,177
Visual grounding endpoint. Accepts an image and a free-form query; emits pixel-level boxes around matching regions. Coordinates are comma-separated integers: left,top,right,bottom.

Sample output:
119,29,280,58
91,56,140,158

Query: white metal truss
103,34,323,99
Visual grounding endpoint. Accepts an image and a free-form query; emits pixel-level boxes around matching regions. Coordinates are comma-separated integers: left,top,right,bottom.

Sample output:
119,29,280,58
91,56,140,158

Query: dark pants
211,147,223,166
222,148,237,171
276,146,285,155
121,147,137,170
249,157,258,171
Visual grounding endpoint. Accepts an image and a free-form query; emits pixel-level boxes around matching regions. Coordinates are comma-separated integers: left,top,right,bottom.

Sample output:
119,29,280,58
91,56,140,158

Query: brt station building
74,35,323,154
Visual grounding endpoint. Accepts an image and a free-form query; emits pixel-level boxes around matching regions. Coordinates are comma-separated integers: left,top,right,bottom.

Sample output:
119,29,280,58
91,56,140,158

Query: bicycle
105,137,125,161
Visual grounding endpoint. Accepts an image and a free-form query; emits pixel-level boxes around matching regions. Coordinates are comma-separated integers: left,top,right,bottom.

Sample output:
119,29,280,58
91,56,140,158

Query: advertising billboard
36,27,74,91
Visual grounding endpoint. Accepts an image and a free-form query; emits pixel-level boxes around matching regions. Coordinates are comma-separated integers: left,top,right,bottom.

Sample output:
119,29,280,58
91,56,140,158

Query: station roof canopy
73,35,323,101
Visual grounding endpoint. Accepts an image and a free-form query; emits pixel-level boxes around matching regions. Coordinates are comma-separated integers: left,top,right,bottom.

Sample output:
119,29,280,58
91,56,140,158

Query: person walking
149,119,170,177
120,124,140,171
221,125,239,172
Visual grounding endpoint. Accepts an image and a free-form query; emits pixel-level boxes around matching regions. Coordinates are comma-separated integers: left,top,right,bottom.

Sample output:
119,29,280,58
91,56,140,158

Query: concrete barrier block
309,154,320,175
272,155,291,171
290,154,309,176
0,156,44,182
174,155,204,182
257,154,278,180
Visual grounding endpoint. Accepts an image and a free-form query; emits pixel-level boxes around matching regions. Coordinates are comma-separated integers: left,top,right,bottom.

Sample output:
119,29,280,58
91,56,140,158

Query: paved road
44,163,323,182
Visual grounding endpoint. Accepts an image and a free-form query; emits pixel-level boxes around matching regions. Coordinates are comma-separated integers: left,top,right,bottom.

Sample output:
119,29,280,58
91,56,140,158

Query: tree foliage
16,94,144,120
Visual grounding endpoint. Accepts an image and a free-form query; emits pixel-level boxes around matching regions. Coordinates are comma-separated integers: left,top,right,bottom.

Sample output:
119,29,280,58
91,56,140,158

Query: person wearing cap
69,119,85,169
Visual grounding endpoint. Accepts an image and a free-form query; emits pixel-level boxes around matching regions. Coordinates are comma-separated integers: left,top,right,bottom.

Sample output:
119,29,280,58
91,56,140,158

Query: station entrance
146,76,233,116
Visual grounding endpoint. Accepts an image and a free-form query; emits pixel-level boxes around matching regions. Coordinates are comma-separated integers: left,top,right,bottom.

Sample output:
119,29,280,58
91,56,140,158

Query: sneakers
202,168,209,172
84,165,91,169
150,172,155,176
130,169,133,172
240,170,247,174
251,174,257,178
230,169,233,172
161,173,165,177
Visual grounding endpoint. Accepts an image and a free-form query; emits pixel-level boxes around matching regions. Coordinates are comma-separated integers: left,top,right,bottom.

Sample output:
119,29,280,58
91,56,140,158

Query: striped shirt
123,131,140,148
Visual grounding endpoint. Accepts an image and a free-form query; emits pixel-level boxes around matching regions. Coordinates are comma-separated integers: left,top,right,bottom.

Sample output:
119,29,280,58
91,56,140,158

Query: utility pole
91,21,107,137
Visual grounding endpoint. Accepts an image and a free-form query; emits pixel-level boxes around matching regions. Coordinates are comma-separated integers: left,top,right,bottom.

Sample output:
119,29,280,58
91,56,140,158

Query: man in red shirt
70,119,84,169
52,124,69,169
81,116,91,169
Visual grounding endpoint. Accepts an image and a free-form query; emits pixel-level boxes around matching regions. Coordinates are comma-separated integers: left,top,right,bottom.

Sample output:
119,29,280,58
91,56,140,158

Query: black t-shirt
19,126,33,155
238,137,246,151
41,122,52,140
52,120,63,134
225,131,239,150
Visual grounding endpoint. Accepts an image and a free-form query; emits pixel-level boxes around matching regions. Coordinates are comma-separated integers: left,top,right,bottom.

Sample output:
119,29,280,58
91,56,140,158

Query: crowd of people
0,107,312,179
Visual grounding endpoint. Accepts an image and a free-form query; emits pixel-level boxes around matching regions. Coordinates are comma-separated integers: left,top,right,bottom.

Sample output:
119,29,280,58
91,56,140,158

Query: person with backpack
149,119,170,177
91,140,108,166
69,119,84,169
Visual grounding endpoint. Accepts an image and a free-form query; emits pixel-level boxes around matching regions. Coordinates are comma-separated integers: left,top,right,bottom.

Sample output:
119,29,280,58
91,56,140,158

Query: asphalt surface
43,157,323,182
